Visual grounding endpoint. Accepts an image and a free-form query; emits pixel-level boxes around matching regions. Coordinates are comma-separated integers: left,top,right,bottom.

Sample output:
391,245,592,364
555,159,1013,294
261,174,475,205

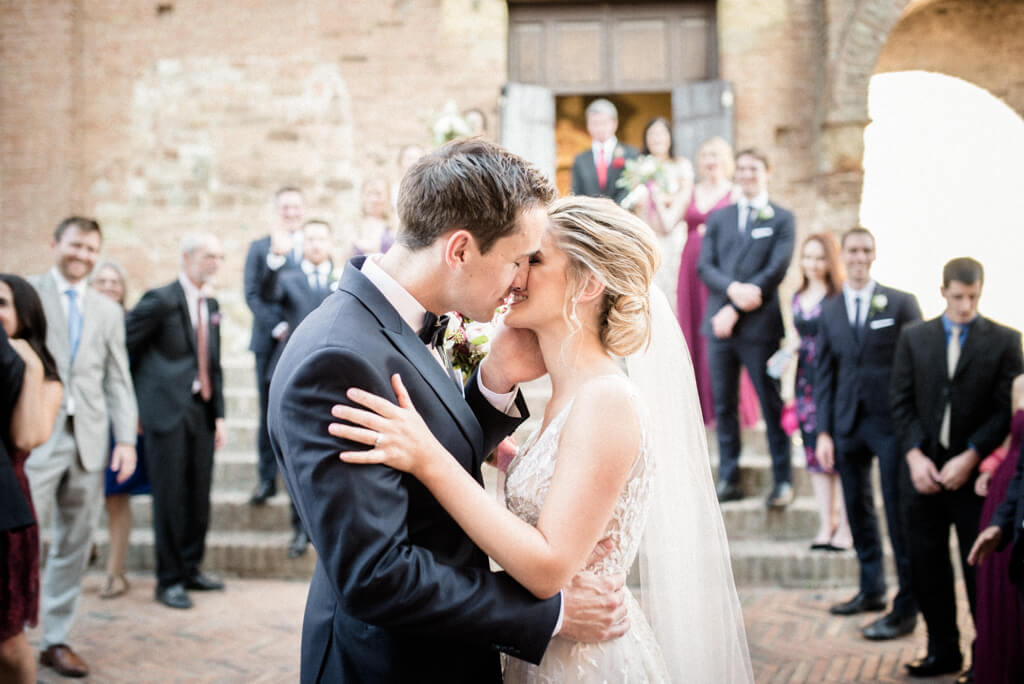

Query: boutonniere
612,147,626,169
443,312,493,383
869,293,888,316
757,205,775,221
328,267,343,292
209,312,222,326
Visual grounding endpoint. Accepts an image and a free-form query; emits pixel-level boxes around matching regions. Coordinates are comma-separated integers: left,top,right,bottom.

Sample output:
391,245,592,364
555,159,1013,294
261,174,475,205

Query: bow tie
418,312,449,349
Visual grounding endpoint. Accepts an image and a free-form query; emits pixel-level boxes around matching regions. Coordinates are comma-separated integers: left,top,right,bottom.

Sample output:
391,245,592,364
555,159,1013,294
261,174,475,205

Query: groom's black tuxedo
268,257,560,684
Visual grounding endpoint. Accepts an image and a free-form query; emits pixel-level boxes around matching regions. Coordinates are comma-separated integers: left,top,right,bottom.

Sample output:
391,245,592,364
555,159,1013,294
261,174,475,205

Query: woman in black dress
0,274,63,684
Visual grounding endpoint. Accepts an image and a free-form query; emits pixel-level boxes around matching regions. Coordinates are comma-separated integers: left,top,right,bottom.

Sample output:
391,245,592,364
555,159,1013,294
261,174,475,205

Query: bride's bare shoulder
563,374,644,447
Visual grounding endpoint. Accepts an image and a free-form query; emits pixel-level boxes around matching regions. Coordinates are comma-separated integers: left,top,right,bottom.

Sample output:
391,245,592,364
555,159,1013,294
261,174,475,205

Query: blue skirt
104,432,151,496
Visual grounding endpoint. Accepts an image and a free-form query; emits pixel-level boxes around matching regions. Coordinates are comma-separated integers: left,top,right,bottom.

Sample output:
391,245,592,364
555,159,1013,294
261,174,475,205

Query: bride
330,195,753,683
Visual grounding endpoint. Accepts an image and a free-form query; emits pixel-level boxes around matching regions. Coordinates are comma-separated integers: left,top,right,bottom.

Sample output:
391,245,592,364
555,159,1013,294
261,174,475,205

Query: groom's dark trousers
269,257,560,684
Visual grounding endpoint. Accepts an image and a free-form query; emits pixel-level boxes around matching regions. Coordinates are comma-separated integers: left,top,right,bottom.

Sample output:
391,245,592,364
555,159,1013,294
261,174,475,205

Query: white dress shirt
736,191,770,233
302,260,333,291
591,137,618,166
51,267,89,415
843,280,876,328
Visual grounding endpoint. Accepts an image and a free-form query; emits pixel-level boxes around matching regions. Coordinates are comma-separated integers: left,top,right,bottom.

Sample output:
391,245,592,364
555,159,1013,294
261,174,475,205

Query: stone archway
813,0,911,232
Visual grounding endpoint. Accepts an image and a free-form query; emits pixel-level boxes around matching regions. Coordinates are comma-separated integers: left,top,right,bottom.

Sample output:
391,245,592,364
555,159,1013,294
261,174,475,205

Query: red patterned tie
596,146,608,190
196,295,212,402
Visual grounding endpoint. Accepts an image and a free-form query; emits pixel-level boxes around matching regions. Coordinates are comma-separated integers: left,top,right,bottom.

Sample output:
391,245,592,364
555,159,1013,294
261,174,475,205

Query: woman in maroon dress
676,137,760,426
973,373,1024,684
0,274,62,684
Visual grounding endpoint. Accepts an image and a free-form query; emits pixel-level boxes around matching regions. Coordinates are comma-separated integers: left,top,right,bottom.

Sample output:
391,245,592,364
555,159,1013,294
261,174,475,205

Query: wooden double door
501,2,733,186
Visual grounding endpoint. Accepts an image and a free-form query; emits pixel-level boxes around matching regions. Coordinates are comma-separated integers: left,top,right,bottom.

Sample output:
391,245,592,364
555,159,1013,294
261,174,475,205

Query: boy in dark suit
815,227,922,639
698,147,796,507
891,257,1023,679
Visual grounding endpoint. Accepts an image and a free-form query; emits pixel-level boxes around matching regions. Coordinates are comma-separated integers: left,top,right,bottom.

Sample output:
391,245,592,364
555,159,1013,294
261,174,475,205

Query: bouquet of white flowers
432,101,472,146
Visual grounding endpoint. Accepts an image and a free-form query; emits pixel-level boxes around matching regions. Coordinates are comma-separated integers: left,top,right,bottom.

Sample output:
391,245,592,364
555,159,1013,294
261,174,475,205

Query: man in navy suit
268,139,627,683
892,258,1023,679
698,147,796,508
815,227,922,640
244,186,304,506
259,218,335,558
570,99,637,204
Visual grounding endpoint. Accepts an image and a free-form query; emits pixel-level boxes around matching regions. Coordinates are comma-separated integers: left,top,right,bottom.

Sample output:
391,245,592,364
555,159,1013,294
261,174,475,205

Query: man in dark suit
697,147,796,507
258,218,335,558
127,233,227,610
570,98,637,204
244,186,304,506
815,227,922,639
269,139,628,683
891,258,1022,679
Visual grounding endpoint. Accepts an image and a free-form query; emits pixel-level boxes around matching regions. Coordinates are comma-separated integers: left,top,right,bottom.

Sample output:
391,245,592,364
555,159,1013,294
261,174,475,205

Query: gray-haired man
570,98,638,204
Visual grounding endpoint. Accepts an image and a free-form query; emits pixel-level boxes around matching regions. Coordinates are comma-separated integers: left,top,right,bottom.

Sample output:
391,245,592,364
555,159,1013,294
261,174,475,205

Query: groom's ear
442,229,475,269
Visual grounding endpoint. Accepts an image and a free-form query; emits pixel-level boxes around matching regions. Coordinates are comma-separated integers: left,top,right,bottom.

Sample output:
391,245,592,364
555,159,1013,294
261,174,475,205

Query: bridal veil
626,287,754,683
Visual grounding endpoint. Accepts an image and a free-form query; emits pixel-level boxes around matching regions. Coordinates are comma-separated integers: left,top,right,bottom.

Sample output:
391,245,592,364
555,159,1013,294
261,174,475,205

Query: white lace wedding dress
502,394,671,683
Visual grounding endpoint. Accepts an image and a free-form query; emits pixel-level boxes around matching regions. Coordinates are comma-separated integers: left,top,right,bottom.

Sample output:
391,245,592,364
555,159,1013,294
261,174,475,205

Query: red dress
974,409,1024,684
0,449,39,641
676,193,761,427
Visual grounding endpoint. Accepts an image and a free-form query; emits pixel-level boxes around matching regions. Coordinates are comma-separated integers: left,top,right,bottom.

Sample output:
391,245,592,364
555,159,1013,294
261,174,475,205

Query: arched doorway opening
857,0,1024,330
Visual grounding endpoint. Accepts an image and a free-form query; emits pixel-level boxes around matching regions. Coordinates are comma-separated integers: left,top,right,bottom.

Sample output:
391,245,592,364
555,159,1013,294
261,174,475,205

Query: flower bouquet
432,101,472,146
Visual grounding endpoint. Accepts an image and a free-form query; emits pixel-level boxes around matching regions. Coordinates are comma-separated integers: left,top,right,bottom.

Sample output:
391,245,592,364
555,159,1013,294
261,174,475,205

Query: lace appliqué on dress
502,393,670,683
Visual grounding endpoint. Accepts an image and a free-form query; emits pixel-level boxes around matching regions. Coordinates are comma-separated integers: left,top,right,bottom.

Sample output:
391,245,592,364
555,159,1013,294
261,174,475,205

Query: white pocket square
869,318,895,329
750,227,774,239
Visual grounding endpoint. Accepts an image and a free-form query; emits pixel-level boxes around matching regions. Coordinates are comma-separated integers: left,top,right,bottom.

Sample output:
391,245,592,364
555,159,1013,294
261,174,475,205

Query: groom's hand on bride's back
480,320,547,392
558,569,629,643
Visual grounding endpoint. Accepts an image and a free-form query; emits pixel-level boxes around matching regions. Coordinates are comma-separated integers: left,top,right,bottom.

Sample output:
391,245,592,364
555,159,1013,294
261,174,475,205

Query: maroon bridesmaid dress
0,448,40,641
676,192,761,427
974,409,1024,684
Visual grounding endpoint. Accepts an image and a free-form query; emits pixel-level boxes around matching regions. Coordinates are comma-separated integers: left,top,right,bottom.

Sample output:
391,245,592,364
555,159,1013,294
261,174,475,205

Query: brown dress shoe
40,644,89,678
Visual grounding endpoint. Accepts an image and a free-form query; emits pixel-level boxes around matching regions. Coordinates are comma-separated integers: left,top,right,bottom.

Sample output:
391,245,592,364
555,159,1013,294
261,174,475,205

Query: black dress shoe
288,530,310,559
863,611,917,640
185,572,225,591
956,664,974,683
716,480,743,502
766,481,795,509
904,653,962,677
829,592,887,615
155,583,193,609
250,479,276,505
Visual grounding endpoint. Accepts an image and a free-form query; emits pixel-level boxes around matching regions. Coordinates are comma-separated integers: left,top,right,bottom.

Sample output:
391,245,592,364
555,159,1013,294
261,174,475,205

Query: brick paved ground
29,573,973,683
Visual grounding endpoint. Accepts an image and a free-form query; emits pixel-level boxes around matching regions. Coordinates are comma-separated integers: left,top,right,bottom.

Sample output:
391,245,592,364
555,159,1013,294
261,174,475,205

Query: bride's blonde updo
547,195,661,357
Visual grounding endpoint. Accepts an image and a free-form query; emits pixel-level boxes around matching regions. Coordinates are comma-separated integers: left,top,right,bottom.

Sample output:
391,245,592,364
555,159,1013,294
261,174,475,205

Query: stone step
74,528,318,580
212,449,266,491
718,497,820,540
225,416,258,451
127,492,296,533
728,539,869,588
222,358,257,389
225,387,259,418
711,454,814,498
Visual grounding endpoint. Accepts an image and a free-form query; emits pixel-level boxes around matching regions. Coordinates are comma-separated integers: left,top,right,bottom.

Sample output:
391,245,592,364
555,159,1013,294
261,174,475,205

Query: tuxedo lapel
581,154,599,193
172,282,197,356
338,260,484,460
953,316,987,379
37,273,70,368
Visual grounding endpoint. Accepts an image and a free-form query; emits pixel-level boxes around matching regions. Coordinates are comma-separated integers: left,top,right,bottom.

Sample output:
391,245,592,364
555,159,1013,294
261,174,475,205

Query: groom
269,139,627,683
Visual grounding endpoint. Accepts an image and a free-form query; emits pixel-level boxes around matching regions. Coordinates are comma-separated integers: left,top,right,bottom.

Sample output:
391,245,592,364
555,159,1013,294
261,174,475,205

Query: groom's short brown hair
396,138,555,254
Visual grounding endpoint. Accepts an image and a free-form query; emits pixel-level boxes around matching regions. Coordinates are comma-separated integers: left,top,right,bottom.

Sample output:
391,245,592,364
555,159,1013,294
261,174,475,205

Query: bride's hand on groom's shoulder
329,374,445,478
480,321,547,393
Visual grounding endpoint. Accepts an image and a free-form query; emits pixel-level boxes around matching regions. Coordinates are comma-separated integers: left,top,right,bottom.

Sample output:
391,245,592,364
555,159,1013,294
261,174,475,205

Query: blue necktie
67,289,83,363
